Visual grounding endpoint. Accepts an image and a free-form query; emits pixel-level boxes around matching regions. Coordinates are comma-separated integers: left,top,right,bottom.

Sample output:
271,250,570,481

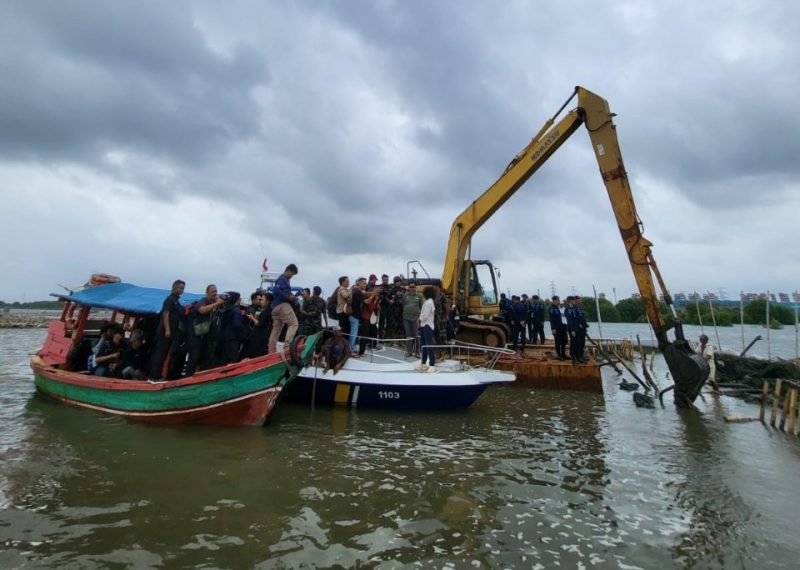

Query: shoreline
0,314,51,329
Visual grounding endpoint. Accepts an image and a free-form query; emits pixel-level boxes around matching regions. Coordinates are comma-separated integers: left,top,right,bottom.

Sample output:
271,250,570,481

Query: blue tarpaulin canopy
52,283,205,315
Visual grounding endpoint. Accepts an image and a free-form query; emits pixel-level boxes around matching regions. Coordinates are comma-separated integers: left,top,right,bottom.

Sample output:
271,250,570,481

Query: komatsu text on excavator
440,86,709,406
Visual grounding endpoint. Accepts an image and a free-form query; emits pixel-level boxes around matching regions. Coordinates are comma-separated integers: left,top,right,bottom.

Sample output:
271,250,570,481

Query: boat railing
445,341,516,370
349,333,514,371
349,335,421,360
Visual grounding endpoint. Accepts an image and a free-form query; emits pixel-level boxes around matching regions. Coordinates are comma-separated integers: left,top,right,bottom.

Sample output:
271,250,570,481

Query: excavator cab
458,259,500,316
453,259,509,347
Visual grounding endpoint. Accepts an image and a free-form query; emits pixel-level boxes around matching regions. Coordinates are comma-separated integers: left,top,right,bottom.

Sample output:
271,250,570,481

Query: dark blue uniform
528,300,545,344
510,300,527,350
566,304,588,362
548,304,568,359
499,294,512,326
220,303,245,365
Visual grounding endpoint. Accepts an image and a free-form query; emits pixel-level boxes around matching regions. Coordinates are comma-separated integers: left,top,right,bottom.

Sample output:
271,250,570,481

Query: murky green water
2,328,799,568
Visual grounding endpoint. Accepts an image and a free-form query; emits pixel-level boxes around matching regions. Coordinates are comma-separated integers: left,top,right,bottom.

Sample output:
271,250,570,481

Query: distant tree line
676,299,795,328
553,297,797,327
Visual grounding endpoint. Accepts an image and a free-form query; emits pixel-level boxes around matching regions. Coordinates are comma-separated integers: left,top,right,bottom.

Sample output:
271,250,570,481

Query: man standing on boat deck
149,279,185,380
336,276,352,334
299,286,326,335
549,295,568,360
401,281,423,357
529,295,546,345
185,284,226,376
268,264,299,354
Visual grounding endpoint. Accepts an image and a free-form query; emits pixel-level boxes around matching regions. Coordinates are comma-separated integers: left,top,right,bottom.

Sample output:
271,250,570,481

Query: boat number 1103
378,391,400,399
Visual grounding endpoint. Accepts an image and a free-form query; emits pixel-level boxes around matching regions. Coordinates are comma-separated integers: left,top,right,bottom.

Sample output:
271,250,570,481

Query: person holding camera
243,290,270,358
185,284,226,376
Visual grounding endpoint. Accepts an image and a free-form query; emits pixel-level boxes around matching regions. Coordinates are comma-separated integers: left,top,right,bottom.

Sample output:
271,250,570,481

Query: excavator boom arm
577,88,672,345
441,101,584,299
440,86,709,404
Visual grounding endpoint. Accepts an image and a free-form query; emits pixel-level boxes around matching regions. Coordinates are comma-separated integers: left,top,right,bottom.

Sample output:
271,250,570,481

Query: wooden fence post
759,380,770,423
770,379,783,428
780,388,792,431
787,389,798,435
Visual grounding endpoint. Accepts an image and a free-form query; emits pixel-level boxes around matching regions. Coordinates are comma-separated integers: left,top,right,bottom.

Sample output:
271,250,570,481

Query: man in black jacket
149,279,185,380
509,295,528,351
548,295,568,360
528,294,546,345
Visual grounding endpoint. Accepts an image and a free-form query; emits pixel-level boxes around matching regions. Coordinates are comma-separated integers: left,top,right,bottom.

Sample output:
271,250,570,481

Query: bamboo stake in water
770,378,782,427
636,334,656,391
707,291,721,351
759,380,769,423
795,289,798,360
780,388,792,431
766,290,771,361
592,284,603,340
695,292,704,335
740,291,745,354
786,389,798,434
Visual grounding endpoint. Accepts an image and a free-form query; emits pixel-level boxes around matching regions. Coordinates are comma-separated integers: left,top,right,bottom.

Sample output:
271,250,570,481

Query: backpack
327,286,340,320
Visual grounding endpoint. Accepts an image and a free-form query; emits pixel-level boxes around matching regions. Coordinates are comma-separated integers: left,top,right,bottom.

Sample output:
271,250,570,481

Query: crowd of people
325,273,455,373
84,265,459,380
500,293,589,363
81,265,309,380
83,264,602,380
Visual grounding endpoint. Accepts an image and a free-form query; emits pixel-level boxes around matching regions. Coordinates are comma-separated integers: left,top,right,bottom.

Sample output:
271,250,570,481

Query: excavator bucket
663,340,710,406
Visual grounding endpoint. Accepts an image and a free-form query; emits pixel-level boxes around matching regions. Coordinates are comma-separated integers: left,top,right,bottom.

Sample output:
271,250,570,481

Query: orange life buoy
89,273,121,287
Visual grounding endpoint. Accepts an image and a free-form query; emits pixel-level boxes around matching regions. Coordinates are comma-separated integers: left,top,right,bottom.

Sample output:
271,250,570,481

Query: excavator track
457,318,509,348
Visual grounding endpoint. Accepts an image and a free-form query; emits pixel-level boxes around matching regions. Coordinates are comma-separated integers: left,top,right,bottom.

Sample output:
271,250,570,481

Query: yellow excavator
440,86,709,406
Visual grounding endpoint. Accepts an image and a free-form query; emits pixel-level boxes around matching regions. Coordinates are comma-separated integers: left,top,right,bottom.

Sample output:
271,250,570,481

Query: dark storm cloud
0,2,267,179
319,1,800,211
1,0,798,301
318,2,535,184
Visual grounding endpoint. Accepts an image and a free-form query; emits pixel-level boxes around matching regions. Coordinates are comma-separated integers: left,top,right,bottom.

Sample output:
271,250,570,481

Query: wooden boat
286,336,515,411
31,281,318,426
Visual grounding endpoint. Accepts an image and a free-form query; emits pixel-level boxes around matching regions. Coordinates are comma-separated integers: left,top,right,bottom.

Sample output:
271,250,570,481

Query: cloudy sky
1,1,798,302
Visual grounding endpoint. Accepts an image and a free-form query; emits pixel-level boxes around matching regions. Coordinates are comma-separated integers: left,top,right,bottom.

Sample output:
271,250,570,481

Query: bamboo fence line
757,379,800,437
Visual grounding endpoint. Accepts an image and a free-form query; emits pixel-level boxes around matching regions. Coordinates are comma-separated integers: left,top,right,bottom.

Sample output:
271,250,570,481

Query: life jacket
326,287,340,319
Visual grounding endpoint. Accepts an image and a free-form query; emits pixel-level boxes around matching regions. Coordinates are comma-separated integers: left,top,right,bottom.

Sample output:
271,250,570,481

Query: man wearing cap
268,264,299,354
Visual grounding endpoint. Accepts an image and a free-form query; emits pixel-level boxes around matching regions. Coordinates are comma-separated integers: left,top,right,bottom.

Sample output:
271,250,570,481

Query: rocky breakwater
0,312,51,329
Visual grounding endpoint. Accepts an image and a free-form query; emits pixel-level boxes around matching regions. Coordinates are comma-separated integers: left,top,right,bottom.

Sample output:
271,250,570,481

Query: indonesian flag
262,258,268,271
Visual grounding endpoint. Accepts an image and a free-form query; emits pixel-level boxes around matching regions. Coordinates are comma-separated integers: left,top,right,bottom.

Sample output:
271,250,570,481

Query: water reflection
1,328,800,568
